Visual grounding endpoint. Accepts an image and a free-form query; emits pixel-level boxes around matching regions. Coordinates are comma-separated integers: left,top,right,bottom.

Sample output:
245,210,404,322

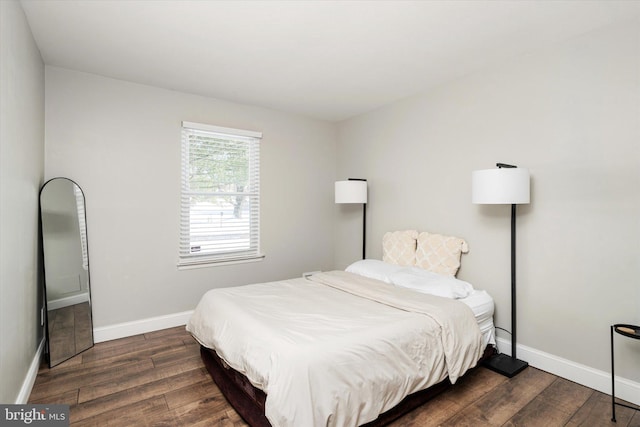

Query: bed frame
200,345,494,427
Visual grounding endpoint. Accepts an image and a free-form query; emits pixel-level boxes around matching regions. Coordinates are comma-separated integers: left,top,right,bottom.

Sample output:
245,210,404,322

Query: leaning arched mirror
40,178,93,367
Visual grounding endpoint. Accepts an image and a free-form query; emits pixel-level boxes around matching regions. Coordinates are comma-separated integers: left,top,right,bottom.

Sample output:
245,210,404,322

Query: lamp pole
348,178,367,259
511,202,517,360
498,163,519,361
335,178,368,260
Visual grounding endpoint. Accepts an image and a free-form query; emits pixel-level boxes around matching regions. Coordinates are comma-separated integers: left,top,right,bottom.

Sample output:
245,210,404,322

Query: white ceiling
20,0,640,122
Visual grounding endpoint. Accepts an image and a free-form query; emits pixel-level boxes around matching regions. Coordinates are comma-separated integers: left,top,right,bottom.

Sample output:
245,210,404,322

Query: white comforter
186,271,483,427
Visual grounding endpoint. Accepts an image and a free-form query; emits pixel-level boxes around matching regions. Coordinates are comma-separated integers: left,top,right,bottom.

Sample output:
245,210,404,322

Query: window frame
178,121,263,269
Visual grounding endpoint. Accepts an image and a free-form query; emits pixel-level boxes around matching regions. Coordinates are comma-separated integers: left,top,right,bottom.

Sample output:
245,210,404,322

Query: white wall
0,0,45,403
45,67,337,328
336,18,640,385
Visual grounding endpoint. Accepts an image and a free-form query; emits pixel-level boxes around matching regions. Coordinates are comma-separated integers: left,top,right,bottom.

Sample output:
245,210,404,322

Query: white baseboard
496,337,640,407
92,310,193,343
16,338,45,404
47,292,90,310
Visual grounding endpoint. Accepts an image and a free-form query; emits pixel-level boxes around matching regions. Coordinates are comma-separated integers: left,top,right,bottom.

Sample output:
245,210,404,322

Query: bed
187,230,496,427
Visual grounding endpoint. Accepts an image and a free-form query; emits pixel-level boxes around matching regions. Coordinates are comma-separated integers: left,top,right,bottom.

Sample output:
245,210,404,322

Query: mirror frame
40,177,94,367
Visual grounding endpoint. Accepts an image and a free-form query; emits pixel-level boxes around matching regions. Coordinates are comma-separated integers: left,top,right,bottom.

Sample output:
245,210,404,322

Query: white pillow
389,267,474,299
345,259,404,284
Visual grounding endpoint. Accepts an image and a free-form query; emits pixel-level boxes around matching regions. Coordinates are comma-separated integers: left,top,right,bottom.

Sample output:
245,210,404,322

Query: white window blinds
74,185,89,271
179,121,262,267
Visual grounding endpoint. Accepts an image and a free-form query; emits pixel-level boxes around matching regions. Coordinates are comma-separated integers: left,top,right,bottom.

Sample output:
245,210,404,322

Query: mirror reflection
40,177,93,367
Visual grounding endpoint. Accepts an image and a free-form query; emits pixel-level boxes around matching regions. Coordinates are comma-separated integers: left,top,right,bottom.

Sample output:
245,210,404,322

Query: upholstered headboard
382,230,469,276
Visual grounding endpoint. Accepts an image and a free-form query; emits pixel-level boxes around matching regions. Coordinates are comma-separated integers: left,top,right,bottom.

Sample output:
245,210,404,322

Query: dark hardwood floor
29,326,639,426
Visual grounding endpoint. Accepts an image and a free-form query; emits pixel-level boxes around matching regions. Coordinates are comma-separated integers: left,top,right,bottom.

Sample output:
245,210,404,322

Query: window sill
177,254,265,270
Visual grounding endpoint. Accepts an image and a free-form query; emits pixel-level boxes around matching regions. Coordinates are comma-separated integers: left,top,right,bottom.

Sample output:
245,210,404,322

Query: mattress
459,289,496,349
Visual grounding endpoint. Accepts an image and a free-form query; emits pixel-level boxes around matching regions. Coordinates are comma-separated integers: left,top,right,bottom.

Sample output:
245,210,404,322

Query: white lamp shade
472,168,530,204
335,180,367,204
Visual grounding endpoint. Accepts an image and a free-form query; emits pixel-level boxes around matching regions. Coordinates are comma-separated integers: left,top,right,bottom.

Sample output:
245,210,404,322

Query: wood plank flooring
29,326,640,426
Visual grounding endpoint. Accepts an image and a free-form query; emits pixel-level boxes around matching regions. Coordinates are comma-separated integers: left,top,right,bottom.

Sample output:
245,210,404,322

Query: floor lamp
335,178,368,259
472,163,530,378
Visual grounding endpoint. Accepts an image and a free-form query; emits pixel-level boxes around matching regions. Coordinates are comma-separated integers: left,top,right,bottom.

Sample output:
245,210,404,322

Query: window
179,121,262,267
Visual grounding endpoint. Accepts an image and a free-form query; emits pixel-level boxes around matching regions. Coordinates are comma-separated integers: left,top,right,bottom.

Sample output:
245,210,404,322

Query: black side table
611,324,640,422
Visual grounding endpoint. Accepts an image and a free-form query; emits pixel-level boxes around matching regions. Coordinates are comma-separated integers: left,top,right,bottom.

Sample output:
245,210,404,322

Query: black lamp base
482,353,529,378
